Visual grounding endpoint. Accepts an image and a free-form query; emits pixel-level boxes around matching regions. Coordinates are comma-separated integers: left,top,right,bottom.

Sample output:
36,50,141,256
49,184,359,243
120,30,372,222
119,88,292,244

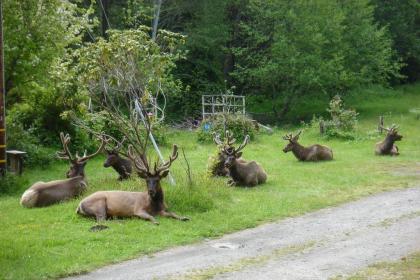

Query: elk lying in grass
103,136,132,180
282,131,333,161
77,144,189,230
20,133,107,208
210,131,240,176
223,135,267,187
375,125,402,156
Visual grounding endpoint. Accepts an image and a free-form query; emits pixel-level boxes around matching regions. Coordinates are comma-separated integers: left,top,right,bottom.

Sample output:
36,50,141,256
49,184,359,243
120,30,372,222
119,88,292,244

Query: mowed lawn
0,86,419,279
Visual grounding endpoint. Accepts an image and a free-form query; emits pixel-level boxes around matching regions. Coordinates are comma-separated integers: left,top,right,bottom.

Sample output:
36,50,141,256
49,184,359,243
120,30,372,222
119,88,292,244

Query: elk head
381,125,403,142
223,135,249,168
128,145,178,198
282,131,302,153
103,136,126,168
56,132,108,178
213,130,238,158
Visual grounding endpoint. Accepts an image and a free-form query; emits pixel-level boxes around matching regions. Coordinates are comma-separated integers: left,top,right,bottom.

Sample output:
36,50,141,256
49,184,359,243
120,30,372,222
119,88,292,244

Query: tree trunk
278,95,293,120
99,0,110,37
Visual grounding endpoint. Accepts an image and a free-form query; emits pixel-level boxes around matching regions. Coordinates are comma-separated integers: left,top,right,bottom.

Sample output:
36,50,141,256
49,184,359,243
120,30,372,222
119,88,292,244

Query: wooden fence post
319,120,325,135
378,116,384,134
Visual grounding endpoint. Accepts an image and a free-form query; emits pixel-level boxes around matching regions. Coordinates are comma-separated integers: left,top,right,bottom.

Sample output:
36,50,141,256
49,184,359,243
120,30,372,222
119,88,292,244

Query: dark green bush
74,111,168,149
0,172,30,196
197,114,258,143
6,119,56,168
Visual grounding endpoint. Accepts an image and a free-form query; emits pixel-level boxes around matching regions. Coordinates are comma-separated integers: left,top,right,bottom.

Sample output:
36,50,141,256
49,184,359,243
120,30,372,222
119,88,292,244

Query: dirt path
67,187,420,280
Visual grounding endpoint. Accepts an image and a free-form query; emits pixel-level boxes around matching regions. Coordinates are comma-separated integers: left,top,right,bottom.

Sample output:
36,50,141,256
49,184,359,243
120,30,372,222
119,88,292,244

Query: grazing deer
103,136,132,180
20,133,107,208
77,144,189,229
223,135,267,187
282,131,333,161
375,125,402,156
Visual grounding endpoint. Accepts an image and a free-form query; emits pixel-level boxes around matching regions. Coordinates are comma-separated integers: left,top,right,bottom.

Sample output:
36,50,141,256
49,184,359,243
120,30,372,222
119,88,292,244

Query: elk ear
236,152,243,158
159,169,170,178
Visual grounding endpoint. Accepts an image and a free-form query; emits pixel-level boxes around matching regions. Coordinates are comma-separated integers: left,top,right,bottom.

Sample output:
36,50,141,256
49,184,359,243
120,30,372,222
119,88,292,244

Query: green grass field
0,84,419,279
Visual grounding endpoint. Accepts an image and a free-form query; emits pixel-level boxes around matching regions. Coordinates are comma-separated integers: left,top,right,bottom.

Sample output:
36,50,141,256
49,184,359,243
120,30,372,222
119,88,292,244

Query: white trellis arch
201,95,245,119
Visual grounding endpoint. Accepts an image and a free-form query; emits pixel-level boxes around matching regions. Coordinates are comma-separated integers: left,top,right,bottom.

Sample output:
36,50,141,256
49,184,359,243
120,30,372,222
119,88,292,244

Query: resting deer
77,144,189,229
20,133,107,208
223,135,267,187
375,125,402,156
103,136,132,180
282,131,333,161
210,131,247,176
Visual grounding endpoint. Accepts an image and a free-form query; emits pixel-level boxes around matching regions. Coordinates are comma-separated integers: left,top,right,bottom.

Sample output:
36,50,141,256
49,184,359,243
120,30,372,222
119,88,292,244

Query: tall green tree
372,0,420,82
3,0,94,143
232,0,400,120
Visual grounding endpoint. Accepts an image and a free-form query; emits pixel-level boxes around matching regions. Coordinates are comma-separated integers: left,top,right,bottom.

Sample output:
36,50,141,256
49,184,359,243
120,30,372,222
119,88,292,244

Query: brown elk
20,133,107,208
223,135,267,187
210,131,247,176
76,144,189,229
375,125,402,156
103,136,132,180
282,131,333,161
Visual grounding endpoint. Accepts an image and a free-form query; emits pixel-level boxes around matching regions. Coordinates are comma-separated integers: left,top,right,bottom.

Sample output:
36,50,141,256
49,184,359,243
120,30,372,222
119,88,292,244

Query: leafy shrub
197,114,258,143
0,173,29,196
69,110,168,149
207,149,226,177
6,118,55,168
317,95,359,140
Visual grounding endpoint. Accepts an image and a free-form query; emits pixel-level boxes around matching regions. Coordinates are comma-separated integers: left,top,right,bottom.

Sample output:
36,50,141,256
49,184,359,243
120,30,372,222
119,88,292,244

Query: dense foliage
2,0,418,164
197,114,257,143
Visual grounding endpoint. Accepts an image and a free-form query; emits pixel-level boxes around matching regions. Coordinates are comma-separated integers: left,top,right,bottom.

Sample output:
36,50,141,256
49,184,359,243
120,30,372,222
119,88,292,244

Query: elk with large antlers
375,125,402,156
103,136,133,180
77,144,189,229
20,133,107,208
210,131,244,176
282,131,333,161
223,135,267,187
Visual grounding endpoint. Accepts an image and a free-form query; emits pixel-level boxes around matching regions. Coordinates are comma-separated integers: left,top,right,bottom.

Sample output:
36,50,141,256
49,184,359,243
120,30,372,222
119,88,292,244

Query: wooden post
378,116,384,134
319,120,325,135
0,1,6,176
242,96,245,115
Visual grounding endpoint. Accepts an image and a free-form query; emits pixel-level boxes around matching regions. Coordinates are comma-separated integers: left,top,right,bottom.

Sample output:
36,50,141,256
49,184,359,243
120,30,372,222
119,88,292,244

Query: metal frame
202,95,245,119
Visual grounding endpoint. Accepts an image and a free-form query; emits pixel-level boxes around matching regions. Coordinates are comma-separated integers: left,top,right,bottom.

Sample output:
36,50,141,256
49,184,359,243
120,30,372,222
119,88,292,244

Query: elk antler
76,133,108,163
282,133,293,141
56,132,75,162
380,125,399,133
225,130,236,146
235,135,250,153
390,124,399,131
127,144,149,176
213,133,223,146
155,145,179,174
379,125,390,132
223,134,249,155
103,134,127,153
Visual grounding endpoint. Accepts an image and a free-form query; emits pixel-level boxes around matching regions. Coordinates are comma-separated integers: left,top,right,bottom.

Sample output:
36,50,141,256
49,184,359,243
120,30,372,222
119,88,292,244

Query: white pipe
134,99,175,185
